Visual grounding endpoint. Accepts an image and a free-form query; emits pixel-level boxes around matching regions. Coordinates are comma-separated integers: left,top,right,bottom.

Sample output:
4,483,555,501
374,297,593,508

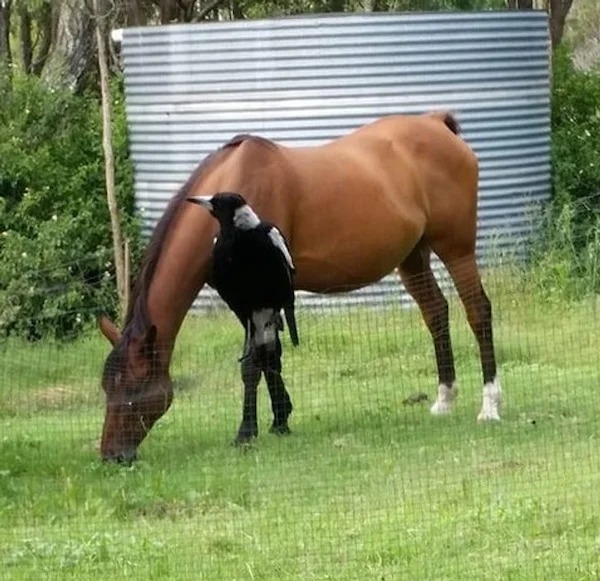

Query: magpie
187,192,299,351
187,192,299,443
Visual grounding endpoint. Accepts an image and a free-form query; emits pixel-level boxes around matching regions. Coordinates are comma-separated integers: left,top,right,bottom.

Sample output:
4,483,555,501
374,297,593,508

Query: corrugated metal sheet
117,11,551,311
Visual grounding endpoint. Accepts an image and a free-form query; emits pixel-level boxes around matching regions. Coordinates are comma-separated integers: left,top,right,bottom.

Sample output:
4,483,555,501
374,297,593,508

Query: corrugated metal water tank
117,11,551,311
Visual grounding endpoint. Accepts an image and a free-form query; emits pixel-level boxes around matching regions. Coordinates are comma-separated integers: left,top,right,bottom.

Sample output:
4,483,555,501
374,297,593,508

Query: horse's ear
97,315,121,346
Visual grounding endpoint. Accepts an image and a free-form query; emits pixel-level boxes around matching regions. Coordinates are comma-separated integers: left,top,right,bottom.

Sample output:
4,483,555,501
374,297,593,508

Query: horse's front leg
251,309,293,435
260,333,293,435
236,346,261,444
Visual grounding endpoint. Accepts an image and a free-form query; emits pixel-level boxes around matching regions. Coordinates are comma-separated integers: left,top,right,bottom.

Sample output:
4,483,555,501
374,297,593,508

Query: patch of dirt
32,386,76,408
2,385,99,417
402,392,429,406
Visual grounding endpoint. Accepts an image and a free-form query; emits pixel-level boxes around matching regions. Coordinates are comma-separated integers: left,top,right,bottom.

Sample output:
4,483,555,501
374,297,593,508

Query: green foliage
242,0,504,18
0,73,139,340
528,47,600,299
551,47,600,213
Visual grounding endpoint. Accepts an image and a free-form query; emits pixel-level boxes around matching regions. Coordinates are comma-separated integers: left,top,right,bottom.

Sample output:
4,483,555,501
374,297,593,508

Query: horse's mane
122,133,274,341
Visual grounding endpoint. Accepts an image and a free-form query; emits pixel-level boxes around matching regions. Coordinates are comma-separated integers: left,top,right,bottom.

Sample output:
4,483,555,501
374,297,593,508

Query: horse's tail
284,305,299,347
429,111,461,136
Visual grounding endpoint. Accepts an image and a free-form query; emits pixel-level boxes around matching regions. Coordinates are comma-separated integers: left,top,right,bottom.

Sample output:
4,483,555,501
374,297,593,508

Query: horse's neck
141,143,294,361
145,206,217,363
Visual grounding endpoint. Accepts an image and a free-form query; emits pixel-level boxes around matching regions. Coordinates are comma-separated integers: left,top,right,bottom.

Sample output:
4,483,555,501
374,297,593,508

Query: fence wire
1,260,599,580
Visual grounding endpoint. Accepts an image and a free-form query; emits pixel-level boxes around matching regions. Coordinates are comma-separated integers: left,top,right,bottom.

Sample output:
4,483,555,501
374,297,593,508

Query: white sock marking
477,377,502,421
430,383,457,415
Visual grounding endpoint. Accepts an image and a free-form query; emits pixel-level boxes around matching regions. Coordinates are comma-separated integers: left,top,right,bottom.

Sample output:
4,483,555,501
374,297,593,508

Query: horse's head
97,316,173,463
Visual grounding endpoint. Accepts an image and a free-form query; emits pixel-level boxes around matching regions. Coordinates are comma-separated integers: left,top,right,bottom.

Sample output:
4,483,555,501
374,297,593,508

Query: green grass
1,272,600,580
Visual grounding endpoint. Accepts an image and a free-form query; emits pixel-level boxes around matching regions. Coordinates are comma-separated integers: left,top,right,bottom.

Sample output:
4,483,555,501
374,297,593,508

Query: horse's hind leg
440,253,500,421
398,241,457,415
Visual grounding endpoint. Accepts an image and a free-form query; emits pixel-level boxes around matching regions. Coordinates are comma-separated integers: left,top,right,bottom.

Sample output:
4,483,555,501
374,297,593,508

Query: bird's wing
268,227,295,272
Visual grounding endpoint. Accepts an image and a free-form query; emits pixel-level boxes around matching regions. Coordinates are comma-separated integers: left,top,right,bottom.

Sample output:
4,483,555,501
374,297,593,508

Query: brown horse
98,111,501,462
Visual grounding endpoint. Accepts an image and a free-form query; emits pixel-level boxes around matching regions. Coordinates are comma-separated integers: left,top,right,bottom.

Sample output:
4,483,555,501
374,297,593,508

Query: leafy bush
0,74,139,340
528,47,600,299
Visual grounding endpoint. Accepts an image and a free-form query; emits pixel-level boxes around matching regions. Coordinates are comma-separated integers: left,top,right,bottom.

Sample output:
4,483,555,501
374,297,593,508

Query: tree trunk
31,2,53,76
43,0,96,92
0,0,12,95
126,0,147,26
157,0,179,23
18,4,32,73
507,0,534,8
549,0,574,47
94,0,127,319
231,0,244,19
328,0,346,12
180,0,199,21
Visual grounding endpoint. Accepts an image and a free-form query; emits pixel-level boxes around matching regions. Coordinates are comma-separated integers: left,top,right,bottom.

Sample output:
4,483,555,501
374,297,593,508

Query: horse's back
193,113,479,292
204,112,477,209
281,113,478,287
331,112,477,181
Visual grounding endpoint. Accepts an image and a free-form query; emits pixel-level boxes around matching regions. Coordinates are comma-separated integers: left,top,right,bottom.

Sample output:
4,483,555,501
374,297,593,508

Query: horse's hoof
232,437,256,449
430,401,452,415
232,440,256,452
477,410,501,421
269,423,291,436
430,383,457,415
478,379,502,421
233,428,258,446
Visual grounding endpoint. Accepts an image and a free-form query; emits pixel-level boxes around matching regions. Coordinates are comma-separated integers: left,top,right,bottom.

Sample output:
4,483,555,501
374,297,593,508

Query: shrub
0,74,139,340
528,47,600,299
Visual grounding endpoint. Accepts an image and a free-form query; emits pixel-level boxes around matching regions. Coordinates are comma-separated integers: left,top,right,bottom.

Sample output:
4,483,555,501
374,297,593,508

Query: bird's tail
284,306,299,347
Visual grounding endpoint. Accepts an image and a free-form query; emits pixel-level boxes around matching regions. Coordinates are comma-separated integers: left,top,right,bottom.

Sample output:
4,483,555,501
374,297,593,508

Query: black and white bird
187,192,299,443
187,192,299,354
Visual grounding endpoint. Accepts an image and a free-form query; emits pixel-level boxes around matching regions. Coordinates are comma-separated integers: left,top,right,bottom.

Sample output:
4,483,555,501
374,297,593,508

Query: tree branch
193,0,227,21
93,0,127,318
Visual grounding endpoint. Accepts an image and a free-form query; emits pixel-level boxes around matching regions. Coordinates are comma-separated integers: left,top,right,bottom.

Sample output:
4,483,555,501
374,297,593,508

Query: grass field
1,273,600,580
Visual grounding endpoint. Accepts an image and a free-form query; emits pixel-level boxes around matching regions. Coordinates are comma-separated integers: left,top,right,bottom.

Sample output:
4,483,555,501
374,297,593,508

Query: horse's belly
293,236,414,294
288,161,427,293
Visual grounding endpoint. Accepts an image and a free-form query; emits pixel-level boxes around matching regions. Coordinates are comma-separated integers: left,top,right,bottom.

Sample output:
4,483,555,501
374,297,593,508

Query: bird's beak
187,196,213,212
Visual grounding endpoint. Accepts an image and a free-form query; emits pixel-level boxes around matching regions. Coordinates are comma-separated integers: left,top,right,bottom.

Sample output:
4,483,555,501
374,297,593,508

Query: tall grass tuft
528,197,600,300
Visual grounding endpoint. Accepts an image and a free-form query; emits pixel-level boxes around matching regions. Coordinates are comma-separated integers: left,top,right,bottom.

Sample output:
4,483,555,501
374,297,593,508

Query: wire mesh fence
1,257,599,580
